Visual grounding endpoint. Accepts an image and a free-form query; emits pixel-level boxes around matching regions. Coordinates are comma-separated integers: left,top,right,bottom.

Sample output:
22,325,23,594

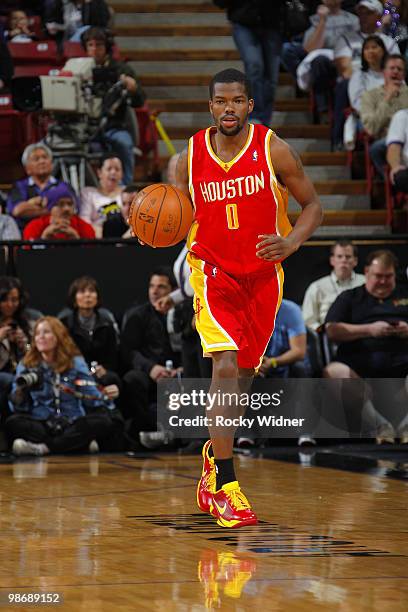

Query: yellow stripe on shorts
186,251,238,354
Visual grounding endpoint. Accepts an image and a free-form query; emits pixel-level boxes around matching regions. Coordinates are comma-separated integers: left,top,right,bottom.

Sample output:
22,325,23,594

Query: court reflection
198,548,257,609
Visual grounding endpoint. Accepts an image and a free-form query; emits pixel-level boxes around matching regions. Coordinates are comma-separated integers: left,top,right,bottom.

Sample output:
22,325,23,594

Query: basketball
128,183,194,248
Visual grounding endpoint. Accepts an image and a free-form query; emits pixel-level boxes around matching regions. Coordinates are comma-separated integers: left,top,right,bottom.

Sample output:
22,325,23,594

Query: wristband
270,357,278,369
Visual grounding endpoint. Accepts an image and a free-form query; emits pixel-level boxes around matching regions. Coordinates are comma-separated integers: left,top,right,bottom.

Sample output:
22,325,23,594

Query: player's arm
256,137,323,262
175,148,190,198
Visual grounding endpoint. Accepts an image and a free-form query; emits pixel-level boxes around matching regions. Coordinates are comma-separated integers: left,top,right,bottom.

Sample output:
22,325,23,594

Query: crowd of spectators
0,238,406,457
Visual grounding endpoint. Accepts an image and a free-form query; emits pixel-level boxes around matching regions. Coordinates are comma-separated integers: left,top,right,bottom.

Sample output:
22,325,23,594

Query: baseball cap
356,0,383,14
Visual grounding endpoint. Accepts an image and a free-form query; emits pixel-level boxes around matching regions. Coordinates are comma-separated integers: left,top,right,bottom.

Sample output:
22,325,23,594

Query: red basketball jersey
187,123,292,277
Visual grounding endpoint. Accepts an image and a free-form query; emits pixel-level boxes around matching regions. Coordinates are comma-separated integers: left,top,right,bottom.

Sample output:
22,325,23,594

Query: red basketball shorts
187,252,284,370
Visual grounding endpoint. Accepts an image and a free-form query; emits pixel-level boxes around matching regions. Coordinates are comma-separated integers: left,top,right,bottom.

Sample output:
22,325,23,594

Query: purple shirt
7,176,76,229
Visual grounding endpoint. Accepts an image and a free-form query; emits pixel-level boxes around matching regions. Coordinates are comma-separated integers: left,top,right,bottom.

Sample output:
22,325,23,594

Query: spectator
121,268,181,444
302,241,365,330
332,0,399,148
102,184,137,238
5,10,36,42
59,275,120,385
59,276,124,450
45,0,110,43
259,299,309,378
79,154,124,238
360,53,408,175
348,35,387,114
82,27,146,185
23,195,95,240
282,1,359,116
213,0,285,125
386,107,408,193
0,277,41,420
324,250,408,443
0,212,21,240
6,316,116,456
0,39,14,91
6,143,75,230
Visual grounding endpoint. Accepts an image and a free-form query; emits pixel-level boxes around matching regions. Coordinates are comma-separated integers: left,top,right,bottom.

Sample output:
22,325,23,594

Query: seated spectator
386,108,408,193
0,212,20,240
45,0,110,43
259,299,309,378
23,194,95,240
6,316,116,456
79,155,124,238
282,0,359,115
102,184,137,238
121,268,181,445
348,35,387,115
0,276,41,420
324,249,408,443
59,275,120,386
6,143,75,230
332,0,399,149
5,10,36,42
81,27,146,185
360,53,408,175
0,39,13,91
302,240,365,330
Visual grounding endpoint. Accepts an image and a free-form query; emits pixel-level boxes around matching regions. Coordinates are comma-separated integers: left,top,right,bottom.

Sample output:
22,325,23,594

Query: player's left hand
256,234,297,262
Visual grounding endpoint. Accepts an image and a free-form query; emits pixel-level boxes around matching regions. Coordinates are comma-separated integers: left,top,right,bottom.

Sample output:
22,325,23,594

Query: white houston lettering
199,171,265,203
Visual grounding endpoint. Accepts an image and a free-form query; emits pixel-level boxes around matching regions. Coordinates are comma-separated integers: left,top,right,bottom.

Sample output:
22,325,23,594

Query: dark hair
365,249,399,270
67,276,101,310
149,267,177,289
209,68,252,99
0,276,30,333
81,27,114,55
98,153,123,170
330,240,358,257
384,53,407,72
361,35,387,72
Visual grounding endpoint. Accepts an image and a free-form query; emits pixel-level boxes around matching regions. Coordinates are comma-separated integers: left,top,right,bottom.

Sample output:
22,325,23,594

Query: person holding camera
0,277,40,421
81,27,146,185
6,316,115,456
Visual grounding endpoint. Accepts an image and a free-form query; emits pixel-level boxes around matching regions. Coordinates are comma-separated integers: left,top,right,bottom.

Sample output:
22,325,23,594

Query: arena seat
8,41,59,64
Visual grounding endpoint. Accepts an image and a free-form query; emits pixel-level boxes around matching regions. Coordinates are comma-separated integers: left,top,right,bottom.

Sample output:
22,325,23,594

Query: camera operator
6,316,116,456
81,27,146,185
6,143,76,230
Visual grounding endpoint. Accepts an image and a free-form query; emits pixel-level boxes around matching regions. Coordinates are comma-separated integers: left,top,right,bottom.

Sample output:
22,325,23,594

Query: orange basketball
128,183,194,248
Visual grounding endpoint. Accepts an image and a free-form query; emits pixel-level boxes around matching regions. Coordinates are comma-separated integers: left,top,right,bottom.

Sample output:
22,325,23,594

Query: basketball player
174,68,322,528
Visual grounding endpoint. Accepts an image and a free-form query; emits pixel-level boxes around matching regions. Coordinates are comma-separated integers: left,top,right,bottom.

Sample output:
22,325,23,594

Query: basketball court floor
0,445,407,611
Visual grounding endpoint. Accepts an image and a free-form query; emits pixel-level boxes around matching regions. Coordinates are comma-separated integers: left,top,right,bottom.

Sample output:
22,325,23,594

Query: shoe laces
226,487,251,511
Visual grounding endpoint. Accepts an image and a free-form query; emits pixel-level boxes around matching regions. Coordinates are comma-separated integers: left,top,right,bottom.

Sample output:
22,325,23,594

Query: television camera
11,58,136,193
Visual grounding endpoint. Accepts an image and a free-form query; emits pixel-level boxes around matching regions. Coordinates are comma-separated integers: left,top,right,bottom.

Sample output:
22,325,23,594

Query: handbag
284,0,310,38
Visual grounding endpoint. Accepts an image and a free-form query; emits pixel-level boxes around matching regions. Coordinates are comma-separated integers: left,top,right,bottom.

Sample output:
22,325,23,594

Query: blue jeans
281,41,307,80
104,129,134,185
369,138,387,177
232,23,282,125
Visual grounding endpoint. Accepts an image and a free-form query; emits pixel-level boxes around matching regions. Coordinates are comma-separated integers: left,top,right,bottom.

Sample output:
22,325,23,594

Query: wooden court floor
0,451,407,611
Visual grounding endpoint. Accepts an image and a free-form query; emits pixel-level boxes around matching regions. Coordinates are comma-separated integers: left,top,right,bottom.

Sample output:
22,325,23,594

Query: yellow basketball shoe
196,440,216,513
209,481,258,528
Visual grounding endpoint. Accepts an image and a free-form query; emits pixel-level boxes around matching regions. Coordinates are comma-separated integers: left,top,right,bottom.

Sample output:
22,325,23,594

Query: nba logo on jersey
212,267,217,277
252,150,258,162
